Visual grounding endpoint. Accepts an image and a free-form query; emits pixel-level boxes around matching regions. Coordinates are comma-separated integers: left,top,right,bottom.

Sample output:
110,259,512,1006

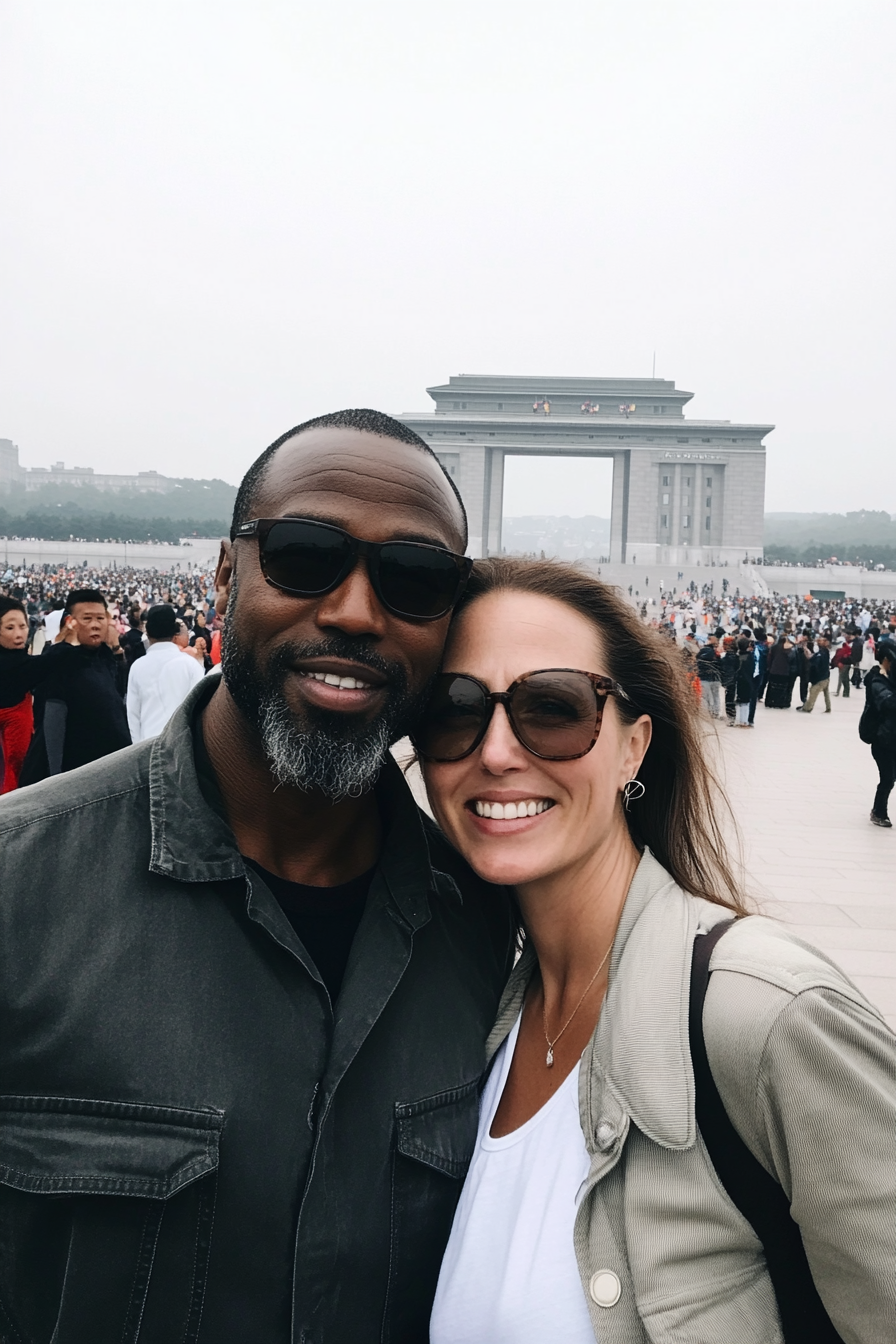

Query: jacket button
589,1270,621,1307
596,1119,616,1150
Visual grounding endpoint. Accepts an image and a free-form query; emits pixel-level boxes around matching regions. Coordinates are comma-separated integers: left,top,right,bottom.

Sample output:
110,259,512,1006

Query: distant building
0,440,176,496
398,375,773,563
0,441,21,494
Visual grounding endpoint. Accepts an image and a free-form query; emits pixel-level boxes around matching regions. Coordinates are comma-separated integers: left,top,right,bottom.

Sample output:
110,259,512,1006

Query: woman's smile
466,794,557,834
470,796,555,820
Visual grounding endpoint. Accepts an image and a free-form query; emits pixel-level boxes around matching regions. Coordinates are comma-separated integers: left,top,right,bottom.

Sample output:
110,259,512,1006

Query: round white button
596,1119,617,1150
589,1270,621,1307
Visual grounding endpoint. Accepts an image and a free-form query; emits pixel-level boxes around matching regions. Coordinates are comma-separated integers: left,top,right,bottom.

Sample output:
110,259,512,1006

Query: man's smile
292,657,390,713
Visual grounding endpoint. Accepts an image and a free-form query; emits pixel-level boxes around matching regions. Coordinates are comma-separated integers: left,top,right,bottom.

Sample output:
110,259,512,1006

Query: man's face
67,602,109,647
216,428,466,800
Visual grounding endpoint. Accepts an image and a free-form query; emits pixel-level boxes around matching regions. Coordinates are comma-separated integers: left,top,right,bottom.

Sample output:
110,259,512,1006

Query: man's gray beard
258,690,390,800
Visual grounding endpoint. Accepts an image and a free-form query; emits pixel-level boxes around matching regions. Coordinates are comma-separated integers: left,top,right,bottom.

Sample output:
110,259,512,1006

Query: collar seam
0,783,146,838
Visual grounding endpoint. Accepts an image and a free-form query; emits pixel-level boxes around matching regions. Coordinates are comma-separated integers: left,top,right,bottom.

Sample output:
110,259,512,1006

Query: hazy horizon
2,2,894,514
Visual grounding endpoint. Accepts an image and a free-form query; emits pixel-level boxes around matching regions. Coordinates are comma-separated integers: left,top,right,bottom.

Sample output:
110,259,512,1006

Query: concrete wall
456,446,488,558
611,448,765,567
1,537,222,571
609,452,628,563
757,565,896,602
581,559,896,604
485,449,505,555
720,450,766,552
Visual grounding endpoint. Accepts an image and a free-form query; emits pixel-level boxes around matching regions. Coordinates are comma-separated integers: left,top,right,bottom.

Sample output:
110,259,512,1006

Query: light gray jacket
485,852,896,1343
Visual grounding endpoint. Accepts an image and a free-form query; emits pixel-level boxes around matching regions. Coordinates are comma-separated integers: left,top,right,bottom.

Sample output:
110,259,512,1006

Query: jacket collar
148,674,244,882
147,672,435,931
592,850,703,1149
486,850,730,1151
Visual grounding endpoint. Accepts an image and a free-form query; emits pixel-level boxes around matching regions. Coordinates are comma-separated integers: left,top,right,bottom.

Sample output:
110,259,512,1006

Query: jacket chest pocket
0,1095,223,1344
382,1080,479,1344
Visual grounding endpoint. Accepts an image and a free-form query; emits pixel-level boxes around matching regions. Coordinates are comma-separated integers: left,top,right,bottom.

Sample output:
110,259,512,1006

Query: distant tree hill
0,476,236,542
764,510,896,568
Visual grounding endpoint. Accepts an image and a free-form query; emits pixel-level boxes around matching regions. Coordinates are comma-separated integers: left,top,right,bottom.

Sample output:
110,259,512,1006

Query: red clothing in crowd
0,696,34,794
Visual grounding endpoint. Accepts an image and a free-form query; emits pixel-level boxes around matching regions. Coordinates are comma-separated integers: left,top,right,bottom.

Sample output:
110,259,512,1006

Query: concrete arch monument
399,375,773,564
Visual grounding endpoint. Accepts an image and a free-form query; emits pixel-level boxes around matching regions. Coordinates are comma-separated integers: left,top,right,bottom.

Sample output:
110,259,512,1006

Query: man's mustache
272,636,406,688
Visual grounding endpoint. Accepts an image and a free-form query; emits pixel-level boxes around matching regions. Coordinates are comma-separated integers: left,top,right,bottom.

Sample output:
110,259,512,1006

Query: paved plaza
711,690,896,1029
398,684,896,1030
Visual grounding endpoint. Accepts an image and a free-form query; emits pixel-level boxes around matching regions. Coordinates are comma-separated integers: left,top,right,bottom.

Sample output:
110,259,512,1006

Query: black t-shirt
191,714,373,1002
245,860,373,1002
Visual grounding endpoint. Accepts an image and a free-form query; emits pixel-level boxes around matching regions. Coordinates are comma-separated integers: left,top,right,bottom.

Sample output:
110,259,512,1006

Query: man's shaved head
231,408,467,549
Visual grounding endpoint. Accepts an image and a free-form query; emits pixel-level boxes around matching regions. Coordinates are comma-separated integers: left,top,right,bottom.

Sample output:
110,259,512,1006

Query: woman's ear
623,715,652,784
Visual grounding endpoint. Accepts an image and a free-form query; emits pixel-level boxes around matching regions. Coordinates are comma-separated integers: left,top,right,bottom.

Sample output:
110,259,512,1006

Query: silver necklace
542,943,612,1067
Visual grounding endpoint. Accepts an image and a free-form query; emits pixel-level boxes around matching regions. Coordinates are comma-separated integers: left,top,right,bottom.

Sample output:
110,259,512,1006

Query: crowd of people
0,411,894,1342
1,559,218,649
3,563,896,827
0,562,221,793
642,585,896,826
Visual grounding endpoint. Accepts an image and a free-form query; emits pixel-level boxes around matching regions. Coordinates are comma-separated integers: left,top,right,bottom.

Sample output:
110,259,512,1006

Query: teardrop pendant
546,1046,554,1067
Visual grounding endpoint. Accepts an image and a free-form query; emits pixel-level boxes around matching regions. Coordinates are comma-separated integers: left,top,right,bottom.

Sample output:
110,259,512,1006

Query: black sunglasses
232,518,472,622
413,668,630,762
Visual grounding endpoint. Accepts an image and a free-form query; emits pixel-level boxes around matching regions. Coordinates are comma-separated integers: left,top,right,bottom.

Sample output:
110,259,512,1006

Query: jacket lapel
148,675,245,883
317,758,435,1103
591,851,732,1151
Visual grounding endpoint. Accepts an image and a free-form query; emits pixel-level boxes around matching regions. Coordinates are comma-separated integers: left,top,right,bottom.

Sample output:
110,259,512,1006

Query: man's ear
214,540,234,616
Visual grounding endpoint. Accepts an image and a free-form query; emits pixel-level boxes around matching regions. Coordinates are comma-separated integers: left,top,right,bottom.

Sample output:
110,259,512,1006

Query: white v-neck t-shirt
430,1012,595,1343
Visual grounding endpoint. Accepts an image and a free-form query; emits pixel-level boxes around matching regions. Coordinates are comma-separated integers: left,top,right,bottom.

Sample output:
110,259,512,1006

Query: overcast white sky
2,1,893,515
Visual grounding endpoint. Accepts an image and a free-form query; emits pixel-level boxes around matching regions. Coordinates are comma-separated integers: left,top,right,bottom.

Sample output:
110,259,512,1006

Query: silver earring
623,778,646,810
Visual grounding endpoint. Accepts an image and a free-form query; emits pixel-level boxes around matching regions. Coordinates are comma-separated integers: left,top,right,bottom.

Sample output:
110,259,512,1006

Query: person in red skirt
0,597,58,793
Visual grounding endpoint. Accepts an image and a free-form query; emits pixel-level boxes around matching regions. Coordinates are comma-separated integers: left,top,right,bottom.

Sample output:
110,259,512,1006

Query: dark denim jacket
0,677,514,1344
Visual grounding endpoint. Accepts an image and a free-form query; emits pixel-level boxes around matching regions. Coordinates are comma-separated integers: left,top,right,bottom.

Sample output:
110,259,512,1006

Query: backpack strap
689,922,844,1344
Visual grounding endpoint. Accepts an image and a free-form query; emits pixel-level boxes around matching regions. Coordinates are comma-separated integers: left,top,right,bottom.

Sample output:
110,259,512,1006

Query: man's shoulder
41,641,74,664
0,740,153,840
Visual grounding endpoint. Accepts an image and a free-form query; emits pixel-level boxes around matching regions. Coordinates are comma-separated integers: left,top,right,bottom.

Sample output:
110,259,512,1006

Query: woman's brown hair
455,556,749,915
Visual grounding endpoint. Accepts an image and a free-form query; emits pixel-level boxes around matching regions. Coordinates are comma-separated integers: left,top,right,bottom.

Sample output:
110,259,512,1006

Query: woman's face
422,591,650,891
0,610,29,650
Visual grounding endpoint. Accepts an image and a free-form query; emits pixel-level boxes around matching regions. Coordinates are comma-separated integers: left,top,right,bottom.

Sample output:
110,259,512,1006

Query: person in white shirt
43,606,64,643
126,604,205,742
